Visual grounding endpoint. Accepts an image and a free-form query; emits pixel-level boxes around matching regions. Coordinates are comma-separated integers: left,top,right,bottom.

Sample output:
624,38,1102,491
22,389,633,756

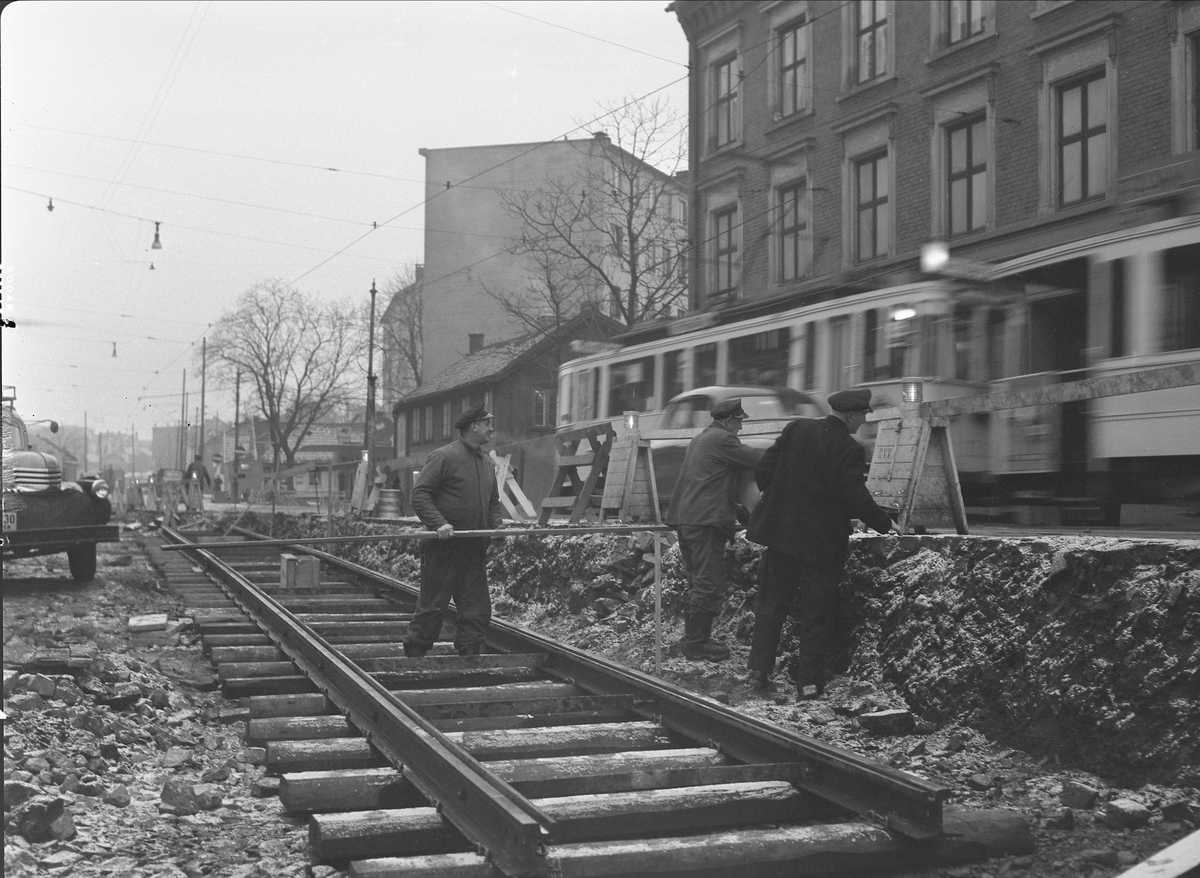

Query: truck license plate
2,511,16,531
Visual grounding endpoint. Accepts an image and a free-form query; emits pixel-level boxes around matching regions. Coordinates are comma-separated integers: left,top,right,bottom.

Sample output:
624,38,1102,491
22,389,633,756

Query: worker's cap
455,404,493,430
711,398,748,420
828,388,873,412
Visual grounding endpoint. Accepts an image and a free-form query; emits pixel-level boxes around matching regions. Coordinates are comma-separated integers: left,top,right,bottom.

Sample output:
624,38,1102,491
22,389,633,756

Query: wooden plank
346,808,1033,878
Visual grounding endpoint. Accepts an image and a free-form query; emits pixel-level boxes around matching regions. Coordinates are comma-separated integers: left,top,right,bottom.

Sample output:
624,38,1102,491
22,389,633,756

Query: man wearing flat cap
404,403,503,658
665,397,762,661
746,387,898,697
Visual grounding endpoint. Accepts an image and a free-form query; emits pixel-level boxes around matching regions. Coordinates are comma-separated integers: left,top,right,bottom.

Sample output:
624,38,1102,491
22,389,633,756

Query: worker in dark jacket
665,398,762,660
746,388,899,697
404,404,502,658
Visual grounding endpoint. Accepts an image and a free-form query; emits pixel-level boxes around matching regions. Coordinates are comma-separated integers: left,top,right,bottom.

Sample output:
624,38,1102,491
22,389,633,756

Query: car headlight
91,479,110,499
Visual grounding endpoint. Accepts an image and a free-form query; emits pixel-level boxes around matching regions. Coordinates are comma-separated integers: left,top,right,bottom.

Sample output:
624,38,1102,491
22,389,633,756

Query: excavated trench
238,514,1199,788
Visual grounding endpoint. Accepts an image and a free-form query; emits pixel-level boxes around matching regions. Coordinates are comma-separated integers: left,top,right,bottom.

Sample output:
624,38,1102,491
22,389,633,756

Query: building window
855,150,890,261
856,1,889,84
777,181,809,282
948,0,985,44
713,55,740,147
713,205,740,295
441,402,451,437
947,114,988,236
533,389,549,426
1057,70,1107,206
779,19,809,118
423,405,433,441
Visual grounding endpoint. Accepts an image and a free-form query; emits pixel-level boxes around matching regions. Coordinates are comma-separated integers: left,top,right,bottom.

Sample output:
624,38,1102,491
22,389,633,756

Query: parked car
2,387,119,581
650,385,823,512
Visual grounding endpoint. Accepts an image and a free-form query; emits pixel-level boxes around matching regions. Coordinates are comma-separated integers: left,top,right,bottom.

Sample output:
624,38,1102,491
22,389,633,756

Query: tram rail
153,523,1034,876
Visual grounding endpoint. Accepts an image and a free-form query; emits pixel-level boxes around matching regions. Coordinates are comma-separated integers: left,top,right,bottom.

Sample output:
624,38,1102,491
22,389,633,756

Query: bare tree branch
377,266,423,402
206,279,364,467
499,95,688,330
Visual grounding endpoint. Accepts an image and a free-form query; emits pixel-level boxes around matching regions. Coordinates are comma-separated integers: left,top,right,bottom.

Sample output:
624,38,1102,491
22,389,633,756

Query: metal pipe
161,523,673,550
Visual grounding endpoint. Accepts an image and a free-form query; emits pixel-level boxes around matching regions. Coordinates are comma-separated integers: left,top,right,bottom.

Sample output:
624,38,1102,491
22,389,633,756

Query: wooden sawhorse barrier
538,424,615,525
866,362,1200,534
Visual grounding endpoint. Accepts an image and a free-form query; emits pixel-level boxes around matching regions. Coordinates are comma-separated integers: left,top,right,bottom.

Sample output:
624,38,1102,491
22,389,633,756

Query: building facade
417,136,688,381
623,0,1200,507
392,310,623,506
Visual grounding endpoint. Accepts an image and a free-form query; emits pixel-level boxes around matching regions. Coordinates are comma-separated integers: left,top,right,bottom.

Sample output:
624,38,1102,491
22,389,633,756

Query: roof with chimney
394,310,622,411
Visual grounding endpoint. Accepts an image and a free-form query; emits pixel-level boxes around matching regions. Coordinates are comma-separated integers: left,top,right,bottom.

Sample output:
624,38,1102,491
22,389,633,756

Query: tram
556,216,1200,518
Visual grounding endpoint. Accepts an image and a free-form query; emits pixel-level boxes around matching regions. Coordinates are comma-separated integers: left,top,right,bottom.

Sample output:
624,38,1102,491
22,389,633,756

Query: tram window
729,328,790,385
863,310,880,379
954,303,972,380
829,316,852,388
664,350,686,399
1110,259,1126,358
577,369,596,421
1164,244,1200,352
802,323,816,389
608,356,656,414
558,374,572,425
696,343,718,386
987,309,1006,379
886,306,918,378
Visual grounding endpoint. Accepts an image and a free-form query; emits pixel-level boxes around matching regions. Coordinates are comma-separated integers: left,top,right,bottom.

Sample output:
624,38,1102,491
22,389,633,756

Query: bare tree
206,279,363,467
377,266,423,401
481,247,601,334
500,95,688,329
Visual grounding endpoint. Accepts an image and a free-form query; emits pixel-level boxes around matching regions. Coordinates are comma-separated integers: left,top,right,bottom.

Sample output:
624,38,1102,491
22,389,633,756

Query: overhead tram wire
477,1,688,69
286,72,690,287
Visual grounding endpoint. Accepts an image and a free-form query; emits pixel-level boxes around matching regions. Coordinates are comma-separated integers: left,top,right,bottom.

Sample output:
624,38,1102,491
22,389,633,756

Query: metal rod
654,532,662,675
161,523,673,550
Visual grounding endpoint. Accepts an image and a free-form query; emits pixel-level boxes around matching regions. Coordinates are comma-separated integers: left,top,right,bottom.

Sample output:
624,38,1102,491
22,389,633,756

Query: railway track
149,523,1034,877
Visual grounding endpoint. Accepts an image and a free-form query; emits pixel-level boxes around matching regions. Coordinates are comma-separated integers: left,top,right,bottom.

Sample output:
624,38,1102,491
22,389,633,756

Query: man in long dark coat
404,404,502,658
665,398,762,660
746,388,898,698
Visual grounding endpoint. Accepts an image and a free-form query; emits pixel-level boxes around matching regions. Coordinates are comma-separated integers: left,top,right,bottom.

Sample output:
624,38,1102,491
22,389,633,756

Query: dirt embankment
240,515,1200,786
842,535,1200,787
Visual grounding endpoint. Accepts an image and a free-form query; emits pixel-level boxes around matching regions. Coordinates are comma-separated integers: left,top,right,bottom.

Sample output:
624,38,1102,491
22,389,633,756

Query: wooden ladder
538,424,615,525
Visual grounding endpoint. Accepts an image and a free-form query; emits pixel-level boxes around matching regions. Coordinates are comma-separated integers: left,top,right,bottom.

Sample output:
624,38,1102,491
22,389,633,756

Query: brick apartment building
560,0,1200,508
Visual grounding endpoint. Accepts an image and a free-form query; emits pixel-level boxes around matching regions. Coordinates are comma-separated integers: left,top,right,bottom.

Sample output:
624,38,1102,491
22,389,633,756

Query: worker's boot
746,612,787,691
457,642,483,657
403,642,427,658
682,612,731,661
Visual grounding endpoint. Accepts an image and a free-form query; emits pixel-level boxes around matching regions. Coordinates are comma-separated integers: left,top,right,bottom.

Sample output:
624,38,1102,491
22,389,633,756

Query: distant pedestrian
404,404,502,658
665,398,762,661
746,388,899,698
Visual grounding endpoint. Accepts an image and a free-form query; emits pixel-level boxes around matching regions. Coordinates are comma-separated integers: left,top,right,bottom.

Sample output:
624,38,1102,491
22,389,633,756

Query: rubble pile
3,543,315,878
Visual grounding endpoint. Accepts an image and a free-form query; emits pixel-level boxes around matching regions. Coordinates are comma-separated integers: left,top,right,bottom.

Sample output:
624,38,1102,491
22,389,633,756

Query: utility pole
199,337,206,463
83,411,88,473
178,370,187,470
364,279,378,470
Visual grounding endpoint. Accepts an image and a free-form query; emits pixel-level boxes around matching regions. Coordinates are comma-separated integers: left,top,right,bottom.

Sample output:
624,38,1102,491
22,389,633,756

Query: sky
0,0,690,440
